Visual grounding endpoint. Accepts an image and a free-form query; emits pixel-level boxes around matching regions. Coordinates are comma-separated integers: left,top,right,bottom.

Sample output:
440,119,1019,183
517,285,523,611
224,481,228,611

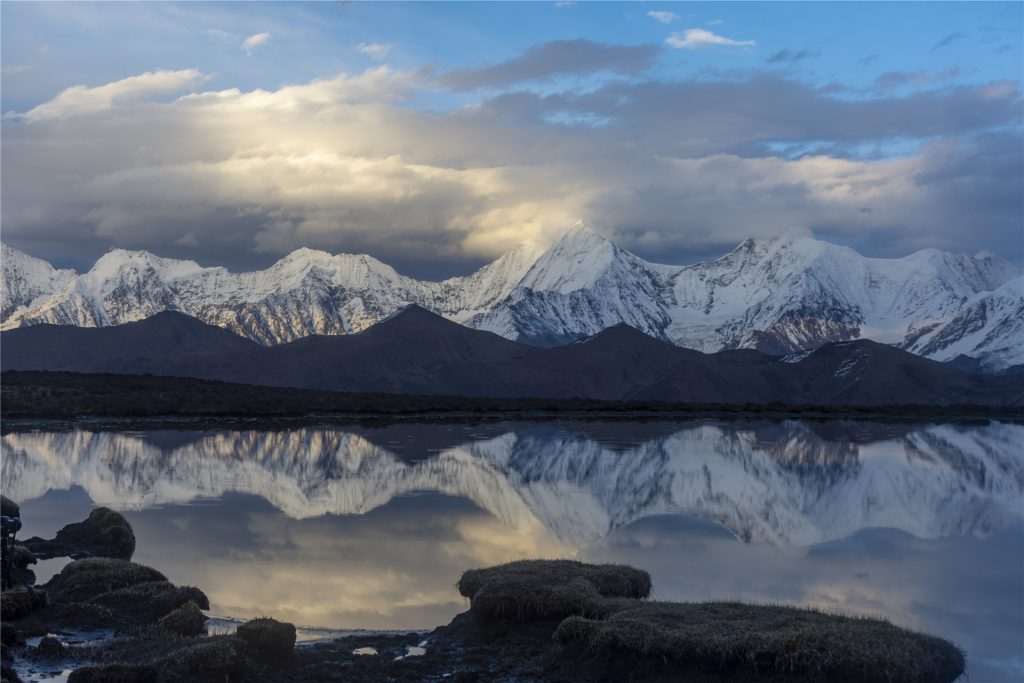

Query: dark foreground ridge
3,308,1021,407
3,371,1022,425
2,502,965,683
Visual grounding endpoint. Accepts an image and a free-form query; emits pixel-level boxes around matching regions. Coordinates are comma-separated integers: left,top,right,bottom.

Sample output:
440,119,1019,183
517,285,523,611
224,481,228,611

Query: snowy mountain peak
2,232,1020,370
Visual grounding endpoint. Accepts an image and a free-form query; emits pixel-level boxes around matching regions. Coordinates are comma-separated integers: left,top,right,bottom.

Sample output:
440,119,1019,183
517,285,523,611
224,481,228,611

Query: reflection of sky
6,420,1023,681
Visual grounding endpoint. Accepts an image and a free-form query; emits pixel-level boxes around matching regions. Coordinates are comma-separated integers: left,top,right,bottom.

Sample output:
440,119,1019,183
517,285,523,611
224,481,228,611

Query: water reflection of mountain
3,421,1021,547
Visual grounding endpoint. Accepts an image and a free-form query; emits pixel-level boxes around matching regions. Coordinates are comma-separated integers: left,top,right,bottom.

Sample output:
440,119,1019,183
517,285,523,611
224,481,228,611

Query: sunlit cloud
11,69,206,122
242,32,271,56
666,28,756,49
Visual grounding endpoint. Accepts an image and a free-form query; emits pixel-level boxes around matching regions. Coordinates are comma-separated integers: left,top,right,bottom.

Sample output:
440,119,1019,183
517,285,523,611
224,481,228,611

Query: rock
159,637,250,681
44,558,165,603
67,664,158,683
457,560,650,622
0,624,22,649
6,545,37,587
33,635,66,659
235,617,296,662
22,508,135,561
0,588,46,620
158,601,207,637
0,497,19,519
92,581,209,621
1,662,24,683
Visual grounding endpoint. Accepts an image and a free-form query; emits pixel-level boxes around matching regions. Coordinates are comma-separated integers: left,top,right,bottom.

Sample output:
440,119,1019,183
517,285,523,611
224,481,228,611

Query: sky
1,1,1022,278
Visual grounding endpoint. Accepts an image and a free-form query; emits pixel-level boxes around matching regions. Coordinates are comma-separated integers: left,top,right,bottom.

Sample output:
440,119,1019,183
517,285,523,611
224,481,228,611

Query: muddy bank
2,504,965,683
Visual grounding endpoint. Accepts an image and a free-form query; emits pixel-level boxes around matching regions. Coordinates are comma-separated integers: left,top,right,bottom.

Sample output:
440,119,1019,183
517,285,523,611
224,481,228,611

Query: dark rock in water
235,618,296,662
0,588,46,620
555,601,966,683
44,558,165,603
158,601,207,637
6,546,37,587
32,635,66,659
1,662,24,683
22,508,135,561
0,624,22,649
0,497,19,519
67,663,159,683
457,559,650,622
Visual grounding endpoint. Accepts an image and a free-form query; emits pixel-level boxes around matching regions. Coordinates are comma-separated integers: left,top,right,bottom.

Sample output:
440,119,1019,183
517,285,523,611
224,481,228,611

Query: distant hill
2,308,1019,406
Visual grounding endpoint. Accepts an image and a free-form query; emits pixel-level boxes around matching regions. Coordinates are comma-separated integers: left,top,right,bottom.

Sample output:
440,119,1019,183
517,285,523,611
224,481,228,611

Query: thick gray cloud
438,39,661,91
1,50,1021,276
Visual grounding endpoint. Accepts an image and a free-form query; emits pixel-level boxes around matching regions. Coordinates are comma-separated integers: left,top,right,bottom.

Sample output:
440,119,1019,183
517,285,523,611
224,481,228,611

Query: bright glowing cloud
647,11,679,24
13,69,205,121
242,32,271,55
666,28,756,49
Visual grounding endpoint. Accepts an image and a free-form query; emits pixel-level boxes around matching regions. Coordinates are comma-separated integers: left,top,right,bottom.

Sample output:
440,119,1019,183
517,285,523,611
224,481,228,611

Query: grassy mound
67,663,159,683
555,601,966,683
93,581,209,620
458,560,650,621
235,617,296,662
0,588,46,620
158,601,207,637
46,559,166,602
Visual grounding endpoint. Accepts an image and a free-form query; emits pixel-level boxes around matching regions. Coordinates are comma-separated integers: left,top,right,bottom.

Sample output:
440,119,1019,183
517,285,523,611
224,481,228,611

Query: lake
3,419,1022,681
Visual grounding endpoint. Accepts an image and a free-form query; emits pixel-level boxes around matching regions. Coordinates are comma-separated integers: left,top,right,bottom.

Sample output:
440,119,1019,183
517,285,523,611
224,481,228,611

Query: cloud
766,48,821,64
12,69,205,122
647,11,679,24
357,42,392,60
1,64,1020,275
873,68,964,92
666,29,755,50
439,39,660,91
2,65,31,76
242,32,271,56
932,31,965,50
857,54,879,66
706,19,724,26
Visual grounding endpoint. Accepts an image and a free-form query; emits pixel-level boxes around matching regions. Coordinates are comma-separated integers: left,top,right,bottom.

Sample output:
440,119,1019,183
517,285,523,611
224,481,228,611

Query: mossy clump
50,602,118,630
32,635,66,659
1,662,24,683
23,508,135,561
45,559,165,603
555,601,966,683
235,617,296,662
0,588,46,620
93,581,209,621
159,636,250,681
457,560,650,622
67,663,158,683
158,601,207,637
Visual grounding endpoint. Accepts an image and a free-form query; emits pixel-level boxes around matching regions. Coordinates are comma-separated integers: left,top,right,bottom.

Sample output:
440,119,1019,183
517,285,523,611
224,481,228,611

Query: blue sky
2,2,1022,276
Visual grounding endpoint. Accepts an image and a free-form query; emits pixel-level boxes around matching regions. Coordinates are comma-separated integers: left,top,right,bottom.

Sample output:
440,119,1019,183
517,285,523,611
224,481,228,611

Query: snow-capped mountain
2,225,1019,369
3,422,1021,547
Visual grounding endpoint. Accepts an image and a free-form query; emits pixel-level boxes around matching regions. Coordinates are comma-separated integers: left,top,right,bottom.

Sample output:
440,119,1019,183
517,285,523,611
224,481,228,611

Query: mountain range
4,421,1021,548
3,225,1021,372
2,306,1020,405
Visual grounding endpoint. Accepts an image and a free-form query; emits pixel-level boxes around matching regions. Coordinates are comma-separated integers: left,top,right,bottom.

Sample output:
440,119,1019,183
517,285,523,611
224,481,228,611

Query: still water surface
3,420,1022,681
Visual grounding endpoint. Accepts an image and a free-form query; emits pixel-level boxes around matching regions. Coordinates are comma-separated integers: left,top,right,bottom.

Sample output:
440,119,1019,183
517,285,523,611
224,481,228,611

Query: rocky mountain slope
3,307,1020,405
2,225,1019,369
